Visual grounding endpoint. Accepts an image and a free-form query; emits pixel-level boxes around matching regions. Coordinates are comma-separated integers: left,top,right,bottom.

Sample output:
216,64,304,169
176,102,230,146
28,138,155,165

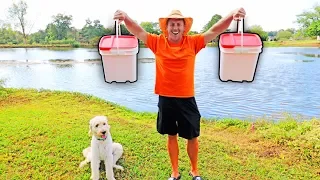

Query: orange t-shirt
146,33,206,98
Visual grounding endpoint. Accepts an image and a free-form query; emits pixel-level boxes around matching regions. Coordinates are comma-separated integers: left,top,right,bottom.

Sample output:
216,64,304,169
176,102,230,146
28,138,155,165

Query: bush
72,42,80,48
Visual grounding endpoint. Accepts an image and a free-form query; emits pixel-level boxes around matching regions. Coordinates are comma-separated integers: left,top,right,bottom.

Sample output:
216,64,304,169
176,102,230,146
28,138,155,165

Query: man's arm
203,8,246,44
203,12,233,44
123,14,148,43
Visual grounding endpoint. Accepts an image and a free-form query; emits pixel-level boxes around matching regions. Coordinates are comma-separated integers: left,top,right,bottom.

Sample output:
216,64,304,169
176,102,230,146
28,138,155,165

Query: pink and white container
219,18,263,82
99,20,139,83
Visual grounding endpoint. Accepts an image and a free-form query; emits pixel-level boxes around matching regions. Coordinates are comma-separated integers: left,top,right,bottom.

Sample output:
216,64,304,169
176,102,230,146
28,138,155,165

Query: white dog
79,116,124,180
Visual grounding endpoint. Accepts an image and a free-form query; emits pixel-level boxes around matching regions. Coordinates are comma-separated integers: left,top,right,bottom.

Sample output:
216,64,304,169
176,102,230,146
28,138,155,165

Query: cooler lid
99,35,138,50
220,33,262,48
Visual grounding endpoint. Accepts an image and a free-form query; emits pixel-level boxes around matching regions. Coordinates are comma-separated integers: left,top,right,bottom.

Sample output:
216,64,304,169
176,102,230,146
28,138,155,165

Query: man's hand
232,8,246,20
113,10,127,23
112,10,148,43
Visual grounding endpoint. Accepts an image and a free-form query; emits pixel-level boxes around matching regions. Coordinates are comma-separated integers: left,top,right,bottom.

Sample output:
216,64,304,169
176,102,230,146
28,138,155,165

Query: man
114,8,246,180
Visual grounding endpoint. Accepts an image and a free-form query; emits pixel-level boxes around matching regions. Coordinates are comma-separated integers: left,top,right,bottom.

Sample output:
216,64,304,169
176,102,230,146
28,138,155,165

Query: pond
0,46,319,121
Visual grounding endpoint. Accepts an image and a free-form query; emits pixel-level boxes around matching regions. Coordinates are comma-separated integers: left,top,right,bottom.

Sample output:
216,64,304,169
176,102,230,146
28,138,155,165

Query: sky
0,0,318,34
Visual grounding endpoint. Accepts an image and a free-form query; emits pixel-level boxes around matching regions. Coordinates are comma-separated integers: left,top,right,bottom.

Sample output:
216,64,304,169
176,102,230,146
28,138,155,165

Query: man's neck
167,37,184,47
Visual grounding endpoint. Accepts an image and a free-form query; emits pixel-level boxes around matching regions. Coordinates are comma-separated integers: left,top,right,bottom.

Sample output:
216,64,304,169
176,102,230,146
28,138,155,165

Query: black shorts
156,95,201,140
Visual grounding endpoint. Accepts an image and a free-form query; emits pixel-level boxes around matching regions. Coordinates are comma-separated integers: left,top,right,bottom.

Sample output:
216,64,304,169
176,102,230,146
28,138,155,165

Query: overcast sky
0,0,318,33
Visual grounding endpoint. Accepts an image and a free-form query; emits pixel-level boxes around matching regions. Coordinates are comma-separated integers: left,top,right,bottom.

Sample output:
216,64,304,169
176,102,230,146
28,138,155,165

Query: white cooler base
219,46,262,82
101,54,137,83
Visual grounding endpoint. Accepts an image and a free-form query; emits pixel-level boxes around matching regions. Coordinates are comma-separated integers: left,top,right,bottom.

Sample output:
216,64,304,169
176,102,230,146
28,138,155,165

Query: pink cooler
99,20,139,83
219,18,263,82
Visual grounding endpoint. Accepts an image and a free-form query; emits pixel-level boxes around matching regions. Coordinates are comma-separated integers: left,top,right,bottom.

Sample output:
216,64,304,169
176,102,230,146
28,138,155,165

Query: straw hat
159,10,193,37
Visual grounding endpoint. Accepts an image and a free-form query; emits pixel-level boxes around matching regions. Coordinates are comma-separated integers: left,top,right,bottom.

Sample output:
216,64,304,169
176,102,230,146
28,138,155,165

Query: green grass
0,43,95,48
263,40,320,47
206,40,320,48
0,87,319,179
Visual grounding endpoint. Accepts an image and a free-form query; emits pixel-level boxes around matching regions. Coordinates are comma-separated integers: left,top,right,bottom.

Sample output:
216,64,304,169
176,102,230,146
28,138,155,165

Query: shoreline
0,58,155,65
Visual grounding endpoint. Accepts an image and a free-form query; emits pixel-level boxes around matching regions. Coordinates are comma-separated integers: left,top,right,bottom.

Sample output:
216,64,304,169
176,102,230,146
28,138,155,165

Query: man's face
166,18,185,43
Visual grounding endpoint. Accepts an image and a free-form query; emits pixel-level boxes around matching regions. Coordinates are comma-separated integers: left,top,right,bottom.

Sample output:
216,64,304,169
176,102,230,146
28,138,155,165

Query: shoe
189,172,203,180
168,174,181,180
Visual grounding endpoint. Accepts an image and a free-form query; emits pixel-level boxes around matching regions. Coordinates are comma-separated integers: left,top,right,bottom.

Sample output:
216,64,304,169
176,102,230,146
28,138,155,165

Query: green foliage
140,22,160,34
201,14,222,33
80,19,107,43
52,13,73,40
0,26,24,44
212,118,250,129
72,41,80,48
247,25,268,41
0,78,5,88
276,30,293,40
306,20,320,36
188,31,199,35
293,29,306,40
296,4,320,37
1,2,319,47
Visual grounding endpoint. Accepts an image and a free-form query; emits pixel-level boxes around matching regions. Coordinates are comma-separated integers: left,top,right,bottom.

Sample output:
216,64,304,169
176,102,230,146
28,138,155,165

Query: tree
52,13,73,40
306,20,320,37
45,23,58,42
188,31,198,35
293,29,306,40
0,25,23,44
267,31,277,36
80,19,105,43
276,30,293,40
140,22,160,34
29,30,46,44
8,0,28,44
295,4,320,37
285,28,296,34
247,25,268,41
201,14,222,33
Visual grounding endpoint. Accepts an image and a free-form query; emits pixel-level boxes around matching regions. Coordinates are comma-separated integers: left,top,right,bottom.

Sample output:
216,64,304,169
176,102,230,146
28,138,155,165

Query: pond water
0,46,319,121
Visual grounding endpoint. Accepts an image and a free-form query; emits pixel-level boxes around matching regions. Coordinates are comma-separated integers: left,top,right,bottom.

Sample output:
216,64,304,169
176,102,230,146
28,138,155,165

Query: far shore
0,40,319,49
0,58,155,65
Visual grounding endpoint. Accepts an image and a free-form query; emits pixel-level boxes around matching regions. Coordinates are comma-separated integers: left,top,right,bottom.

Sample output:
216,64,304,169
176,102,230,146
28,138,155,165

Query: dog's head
88,116,111,140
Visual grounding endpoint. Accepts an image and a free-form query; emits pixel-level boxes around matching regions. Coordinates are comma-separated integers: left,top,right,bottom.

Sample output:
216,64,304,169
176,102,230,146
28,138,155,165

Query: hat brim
159,16,193,37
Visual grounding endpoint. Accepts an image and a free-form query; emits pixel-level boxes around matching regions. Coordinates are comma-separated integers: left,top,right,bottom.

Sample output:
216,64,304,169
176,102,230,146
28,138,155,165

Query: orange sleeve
190,34,206,54
146,33,159,53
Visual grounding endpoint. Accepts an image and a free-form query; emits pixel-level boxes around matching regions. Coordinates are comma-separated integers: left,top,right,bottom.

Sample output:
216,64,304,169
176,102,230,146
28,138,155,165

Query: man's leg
187,137,199,176
175,97,202,178
156,96,180,179
168,135,180,178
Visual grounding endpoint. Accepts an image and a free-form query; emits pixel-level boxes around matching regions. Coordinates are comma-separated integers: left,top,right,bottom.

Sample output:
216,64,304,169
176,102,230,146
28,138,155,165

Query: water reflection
49,59,75,63
53,64,74,68
280,52,320,58
84,59,101,62
294,60,314,62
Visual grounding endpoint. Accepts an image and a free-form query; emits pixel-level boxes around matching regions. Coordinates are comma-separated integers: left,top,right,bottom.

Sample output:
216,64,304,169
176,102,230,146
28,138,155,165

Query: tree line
0,0,319,47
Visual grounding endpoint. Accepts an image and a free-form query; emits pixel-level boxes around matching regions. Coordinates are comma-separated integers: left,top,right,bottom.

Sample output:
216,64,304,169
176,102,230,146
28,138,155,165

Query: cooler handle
115,19,121,54
237,17,244,52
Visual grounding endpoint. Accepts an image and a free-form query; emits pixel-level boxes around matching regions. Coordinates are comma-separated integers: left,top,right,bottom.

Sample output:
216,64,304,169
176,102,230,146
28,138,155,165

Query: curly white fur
79,116,124,180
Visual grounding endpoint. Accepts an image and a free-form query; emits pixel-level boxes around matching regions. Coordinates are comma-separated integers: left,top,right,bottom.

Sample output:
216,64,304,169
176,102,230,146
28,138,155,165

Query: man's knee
187,137,198,143
180,133,199,140
168,134,178,139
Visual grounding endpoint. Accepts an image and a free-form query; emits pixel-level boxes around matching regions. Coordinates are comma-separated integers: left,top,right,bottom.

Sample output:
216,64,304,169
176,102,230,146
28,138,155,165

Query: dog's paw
90,175,99,180
113,165,124,171
79,161,88,168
